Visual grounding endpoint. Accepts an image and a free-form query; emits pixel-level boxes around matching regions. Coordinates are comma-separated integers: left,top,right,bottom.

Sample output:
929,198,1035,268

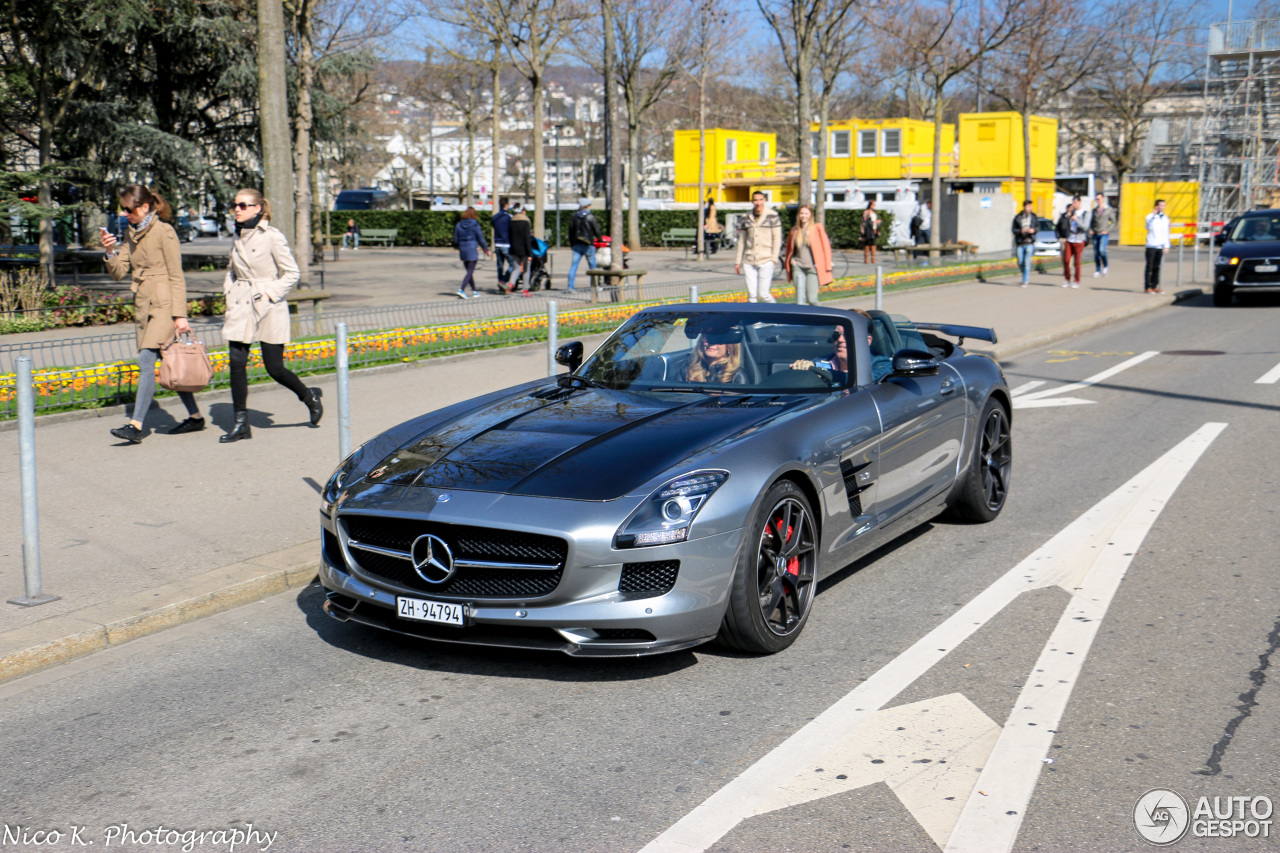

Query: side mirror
555,341,584,372
889,348,939,378
1213,232,1226,246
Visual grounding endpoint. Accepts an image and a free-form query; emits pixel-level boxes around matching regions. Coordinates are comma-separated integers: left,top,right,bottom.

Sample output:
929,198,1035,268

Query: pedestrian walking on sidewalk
784,204,833,305
703,197,724,255
734,191,781,303
507,204,532,292
218,188,323,443
1143,199,1170,294
567,198,601,292
1056,197,1086,287
1012,200,1038,287
101,185,206,443
917,200,932,246
1089,193,1115,277
453,207,490,298
861,200,881,265
491,197,513,290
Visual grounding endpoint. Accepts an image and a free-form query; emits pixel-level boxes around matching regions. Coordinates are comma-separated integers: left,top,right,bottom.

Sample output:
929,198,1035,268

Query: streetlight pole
555,125,562,249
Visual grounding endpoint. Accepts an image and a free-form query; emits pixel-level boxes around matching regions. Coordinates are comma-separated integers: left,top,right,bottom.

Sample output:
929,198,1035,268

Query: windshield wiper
557,374,610,390
644,385,752,394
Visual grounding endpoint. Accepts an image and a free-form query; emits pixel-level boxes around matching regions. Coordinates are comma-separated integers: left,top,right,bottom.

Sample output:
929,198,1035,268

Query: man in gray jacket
1088,193,1116,277
734,191,782,302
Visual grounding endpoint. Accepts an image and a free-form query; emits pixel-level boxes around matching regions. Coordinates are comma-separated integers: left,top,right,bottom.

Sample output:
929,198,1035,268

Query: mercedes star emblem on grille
410,534,455,584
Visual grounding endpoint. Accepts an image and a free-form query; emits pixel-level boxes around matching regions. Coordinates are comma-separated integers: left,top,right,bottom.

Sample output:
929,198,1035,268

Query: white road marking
945,421,1226,853
640,422,1226,853
1009,381,1047,397
1017,351,1160,403
1013,397,1095,410
1256,361,1280,384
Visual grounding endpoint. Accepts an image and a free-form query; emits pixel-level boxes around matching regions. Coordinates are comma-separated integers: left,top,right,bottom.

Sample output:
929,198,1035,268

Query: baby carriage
513,236,552,292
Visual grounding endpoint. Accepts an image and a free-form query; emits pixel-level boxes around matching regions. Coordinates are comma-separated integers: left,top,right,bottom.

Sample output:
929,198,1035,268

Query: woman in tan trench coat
218,188,322,443
102,185,205,444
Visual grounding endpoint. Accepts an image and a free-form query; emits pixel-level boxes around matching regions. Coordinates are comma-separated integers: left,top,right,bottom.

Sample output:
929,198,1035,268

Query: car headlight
1216,256,1239,266
321,448,363,514
615,471,728,548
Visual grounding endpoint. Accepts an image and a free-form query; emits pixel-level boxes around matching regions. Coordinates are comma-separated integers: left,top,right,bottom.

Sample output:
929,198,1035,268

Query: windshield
1229,214,1280,243
578,311,856,393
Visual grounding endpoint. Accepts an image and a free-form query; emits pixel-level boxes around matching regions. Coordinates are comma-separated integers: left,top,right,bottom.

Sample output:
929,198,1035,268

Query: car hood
1220,240,1280,259
361,386,808,501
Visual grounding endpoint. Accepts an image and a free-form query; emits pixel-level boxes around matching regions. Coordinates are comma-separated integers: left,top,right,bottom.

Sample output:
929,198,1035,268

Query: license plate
1256,264,1277,273
396,596,465,626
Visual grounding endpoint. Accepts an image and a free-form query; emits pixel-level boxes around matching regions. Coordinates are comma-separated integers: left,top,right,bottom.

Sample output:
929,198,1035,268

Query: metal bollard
875,266,884,310
547,300,559,376
1177,240,1183,287
336,323,350,461
1192,230,1200,284
689,284,699,303
9,357,59,607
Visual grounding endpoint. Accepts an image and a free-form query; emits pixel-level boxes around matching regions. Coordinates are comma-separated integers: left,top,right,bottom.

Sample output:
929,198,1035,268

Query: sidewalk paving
0,245,1201,682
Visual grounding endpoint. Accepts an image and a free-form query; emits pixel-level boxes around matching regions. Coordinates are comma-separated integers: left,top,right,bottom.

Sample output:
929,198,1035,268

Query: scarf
129,212,156,237
235,211,264,234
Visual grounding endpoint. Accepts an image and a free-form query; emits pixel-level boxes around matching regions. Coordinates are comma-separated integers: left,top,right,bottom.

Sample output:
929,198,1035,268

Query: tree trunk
603,0,623,269
797,61,812,207
1023,105,1033,210
532,81,546,239
696,73,707,260
259,0,295,247
492,46,502,209
816,92,829,224
292,0,315,287
929,90,944,257
38,117,54,284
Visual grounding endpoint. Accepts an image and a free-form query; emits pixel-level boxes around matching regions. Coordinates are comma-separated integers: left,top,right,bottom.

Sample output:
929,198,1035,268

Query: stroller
512,236,552,293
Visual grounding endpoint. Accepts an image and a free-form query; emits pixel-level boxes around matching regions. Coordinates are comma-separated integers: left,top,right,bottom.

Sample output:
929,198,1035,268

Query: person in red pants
1056,197,1087,287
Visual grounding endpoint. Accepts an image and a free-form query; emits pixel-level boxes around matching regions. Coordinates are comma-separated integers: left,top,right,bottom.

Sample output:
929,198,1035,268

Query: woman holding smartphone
218,188,322,443
101,185,205,443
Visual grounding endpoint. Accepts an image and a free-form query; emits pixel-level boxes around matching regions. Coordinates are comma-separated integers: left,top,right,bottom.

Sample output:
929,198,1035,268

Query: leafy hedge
325,207,895,249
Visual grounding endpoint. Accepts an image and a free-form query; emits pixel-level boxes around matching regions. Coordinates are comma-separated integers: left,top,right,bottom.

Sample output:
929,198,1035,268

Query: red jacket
784,222,834,286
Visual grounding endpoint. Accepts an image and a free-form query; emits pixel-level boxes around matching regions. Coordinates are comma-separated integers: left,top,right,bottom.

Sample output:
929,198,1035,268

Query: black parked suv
1214,210,1280,306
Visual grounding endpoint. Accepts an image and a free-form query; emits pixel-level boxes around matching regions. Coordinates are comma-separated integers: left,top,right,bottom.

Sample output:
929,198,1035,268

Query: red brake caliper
774,517,799,577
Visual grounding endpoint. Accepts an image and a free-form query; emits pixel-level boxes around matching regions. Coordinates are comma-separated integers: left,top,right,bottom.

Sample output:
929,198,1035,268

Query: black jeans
1143,247,1164,291
228,340,309,414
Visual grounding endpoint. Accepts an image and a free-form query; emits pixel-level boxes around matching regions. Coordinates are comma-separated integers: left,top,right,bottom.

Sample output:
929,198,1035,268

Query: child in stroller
511,236,551,294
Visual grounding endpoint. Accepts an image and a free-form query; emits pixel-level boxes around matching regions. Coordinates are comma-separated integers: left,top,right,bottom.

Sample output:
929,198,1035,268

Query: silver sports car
318,304,1012,656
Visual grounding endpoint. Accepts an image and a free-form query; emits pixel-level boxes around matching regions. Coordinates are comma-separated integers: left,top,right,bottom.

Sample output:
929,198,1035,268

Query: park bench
285,289,332,335
661,228,699,251
586,268,648,303
892,242,978,262
360,228,399,247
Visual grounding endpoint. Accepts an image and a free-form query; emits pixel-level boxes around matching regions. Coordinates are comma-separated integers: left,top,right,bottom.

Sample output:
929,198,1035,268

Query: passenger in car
790,326,850,383
684,334,746,384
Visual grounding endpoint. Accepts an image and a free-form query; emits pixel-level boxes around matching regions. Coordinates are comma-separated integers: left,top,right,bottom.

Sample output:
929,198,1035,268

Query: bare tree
412,48,494,204
602,0,623,267
877,0,1022,253
811,0,866,222
1066,0,1200,201
681,0,738,259
757,0,824,207
977,0,1094,204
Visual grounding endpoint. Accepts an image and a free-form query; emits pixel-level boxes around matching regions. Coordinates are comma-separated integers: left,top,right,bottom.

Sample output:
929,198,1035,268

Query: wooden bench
285,290,332,335
359,228,399,247
893,242,978,261
661,228,698,250
586,268,648,303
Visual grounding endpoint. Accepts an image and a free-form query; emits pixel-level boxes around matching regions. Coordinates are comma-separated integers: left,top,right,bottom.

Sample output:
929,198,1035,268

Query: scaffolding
1198,19,1280,227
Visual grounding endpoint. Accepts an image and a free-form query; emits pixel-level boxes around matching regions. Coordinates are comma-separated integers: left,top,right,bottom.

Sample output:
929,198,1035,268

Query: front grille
618,560,680,596
593,629,657,641
340,515,567,598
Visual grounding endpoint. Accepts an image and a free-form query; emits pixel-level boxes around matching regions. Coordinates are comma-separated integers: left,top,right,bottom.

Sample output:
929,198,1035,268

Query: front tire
718,481,818,654
948,398,1012,523
1213,282,1234,307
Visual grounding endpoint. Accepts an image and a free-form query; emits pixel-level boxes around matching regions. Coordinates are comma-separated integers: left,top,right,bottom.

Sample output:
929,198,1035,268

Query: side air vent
840,458,869,517
618,560,680,596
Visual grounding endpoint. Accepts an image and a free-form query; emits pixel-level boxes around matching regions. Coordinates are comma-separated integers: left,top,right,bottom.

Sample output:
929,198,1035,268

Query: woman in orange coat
783,204,834,305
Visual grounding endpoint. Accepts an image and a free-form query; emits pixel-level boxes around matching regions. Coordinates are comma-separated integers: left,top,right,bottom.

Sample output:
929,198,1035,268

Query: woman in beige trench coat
218,188,322,443
101,185,206,444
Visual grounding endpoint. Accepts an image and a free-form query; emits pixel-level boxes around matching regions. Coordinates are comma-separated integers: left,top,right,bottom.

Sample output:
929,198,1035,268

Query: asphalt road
1,292,1277,853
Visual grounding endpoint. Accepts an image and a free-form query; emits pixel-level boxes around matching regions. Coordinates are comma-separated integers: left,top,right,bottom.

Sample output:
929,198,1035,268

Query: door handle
940,379,956,396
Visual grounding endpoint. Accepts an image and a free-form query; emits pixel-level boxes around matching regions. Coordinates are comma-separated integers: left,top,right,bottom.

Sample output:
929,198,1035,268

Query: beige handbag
158,332,214,393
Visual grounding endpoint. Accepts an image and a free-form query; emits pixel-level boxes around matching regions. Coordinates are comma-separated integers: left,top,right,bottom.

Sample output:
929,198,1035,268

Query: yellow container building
674,129,779,203
809,118,956,181
1119,182,1200,246
957,112,1058,180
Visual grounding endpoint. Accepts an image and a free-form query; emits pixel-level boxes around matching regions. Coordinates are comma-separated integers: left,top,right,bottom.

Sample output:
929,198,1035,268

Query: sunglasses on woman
233,201,258,210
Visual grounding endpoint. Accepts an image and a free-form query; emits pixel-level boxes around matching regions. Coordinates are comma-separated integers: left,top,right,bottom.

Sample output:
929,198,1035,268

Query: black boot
304,387,323,426
219,411,252,443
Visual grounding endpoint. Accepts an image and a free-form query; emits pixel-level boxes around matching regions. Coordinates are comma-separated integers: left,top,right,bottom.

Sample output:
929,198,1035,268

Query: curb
0,285,1202,685
978,287,1203,362
0,542,319,684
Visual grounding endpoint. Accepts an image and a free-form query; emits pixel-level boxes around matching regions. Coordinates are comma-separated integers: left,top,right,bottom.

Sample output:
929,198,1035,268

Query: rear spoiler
912,323,998,345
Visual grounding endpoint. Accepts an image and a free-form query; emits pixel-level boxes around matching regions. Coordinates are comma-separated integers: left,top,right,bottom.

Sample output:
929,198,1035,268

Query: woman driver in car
685,333,744,384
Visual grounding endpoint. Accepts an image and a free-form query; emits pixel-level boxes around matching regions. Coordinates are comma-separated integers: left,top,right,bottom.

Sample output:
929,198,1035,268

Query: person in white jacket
1143,199,1171,294
219,189,323,442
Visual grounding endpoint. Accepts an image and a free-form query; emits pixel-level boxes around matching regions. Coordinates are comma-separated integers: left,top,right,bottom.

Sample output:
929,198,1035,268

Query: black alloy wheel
948,399,1012,523
718,481,818,654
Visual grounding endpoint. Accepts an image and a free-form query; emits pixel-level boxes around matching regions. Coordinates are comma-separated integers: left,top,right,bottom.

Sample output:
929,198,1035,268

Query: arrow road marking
640,422,1226,853
1257,360,1280,384
1012,397,1095,409
1013,351,1159,410
1009,381,1047,397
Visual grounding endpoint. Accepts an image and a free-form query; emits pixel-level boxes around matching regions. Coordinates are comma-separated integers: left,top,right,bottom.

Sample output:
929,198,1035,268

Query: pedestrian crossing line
1256,361,1280,384
1009,381,1047,397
